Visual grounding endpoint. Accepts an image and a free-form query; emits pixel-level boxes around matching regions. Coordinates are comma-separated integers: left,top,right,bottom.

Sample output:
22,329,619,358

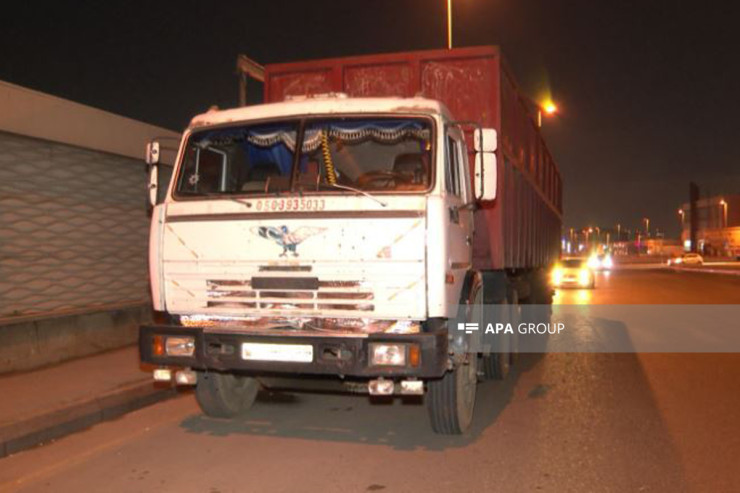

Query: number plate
241,343,313,363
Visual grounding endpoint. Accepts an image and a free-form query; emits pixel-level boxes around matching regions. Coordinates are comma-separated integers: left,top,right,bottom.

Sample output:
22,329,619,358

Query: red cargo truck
141,46,562,434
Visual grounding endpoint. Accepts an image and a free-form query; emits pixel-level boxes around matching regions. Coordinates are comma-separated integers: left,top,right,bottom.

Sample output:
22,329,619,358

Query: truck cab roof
188,96,453,130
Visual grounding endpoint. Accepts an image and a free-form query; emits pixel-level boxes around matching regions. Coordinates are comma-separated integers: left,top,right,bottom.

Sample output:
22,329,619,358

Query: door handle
466,235,472,246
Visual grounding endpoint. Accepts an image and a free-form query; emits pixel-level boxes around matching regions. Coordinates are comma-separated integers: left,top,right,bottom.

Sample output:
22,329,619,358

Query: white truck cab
141,95,498,434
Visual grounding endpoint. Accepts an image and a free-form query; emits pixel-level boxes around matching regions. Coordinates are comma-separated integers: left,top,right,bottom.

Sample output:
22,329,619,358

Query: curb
0,379,176,458
671,267,740,276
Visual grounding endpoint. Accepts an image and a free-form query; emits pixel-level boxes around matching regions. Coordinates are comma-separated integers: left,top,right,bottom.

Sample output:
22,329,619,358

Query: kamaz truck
140,46,562,434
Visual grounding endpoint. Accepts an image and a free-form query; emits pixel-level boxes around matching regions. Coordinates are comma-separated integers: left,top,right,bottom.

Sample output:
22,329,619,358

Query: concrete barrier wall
0,305,151,374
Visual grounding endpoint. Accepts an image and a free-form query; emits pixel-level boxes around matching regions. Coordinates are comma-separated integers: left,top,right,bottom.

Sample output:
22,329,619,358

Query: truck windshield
297,118,432,192
174,117,432,197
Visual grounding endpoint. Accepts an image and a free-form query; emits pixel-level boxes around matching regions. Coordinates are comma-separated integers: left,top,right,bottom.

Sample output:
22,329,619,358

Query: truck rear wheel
481,290,519,380
195,371,259,418
427,275,481,434
482,289,519,380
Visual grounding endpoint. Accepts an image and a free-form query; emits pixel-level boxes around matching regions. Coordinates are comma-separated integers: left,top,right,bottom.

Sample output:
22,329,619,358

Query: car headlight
587,255,600,269
165,336,195,357
551,267,563,286
578,269,591,286
603,255,613,269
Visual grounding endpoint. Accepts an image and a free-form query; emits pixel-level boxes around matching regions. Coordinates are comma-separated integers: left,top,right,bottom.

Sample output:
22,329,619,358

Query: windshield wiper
313,183,388,207
176,190,254,208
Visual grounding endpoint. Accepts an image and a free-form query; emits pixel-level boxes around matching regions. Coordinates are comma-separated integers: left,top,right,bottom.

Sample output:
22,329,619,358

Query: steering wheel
356,170,413,188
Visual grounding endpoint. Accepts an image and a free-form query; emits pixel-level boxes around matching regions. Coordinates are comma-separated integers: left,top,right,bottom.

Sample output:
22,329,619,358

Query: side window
446,135,461,197
455,137,470,202
178,148,227,194
446,132,469,201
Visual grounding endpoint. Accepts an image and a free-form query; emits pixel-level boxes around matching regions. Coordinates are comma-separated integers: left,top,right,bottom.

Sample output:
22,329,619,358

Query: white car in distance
667,253,704,266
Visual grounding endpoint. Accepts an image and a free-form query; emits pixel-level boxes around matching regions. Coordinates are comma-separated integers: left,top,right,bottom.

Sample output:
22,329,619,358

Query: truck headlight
165,336,195,357
369,343,409,366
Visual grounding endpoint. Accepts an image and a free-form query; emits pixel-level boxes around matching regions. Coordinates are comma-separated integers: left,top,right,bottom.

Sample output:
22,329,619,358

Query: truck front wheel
195,371,259,418
427,275,481,434
427,355,478,434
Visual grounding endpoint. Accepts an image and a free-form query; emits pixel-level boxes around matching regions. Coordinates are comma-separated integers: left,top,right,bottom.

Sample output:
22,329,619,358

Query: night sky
2,0,739,236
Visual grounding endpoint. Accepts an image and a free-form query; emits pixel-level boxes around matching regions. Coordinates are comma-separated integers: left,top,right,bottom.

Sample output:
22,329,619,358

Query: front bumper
139,325,448,378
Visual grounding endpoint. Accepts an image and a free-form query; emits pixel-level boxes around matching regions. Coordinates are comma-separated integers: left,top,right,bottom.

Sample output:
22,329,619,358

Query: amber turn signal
408,344,421,367
152,335,165,356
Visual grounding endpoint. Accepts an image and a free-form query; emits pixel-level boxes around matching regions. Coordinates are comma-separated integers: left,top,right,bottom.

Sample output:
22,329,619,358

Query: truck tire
427,352,479,434
427,275,481,434
195,371,259,418
482,289,519,380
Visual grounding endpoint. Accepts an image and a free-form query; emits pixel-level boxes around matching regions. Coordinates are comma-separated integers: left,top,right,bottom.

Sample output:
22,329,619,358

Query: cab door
445,125,475,303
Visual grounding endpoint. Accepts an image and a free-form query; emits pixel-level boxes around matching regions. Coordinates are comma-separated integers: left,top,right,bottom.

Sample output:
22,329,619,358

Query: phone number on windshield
255,198,326,212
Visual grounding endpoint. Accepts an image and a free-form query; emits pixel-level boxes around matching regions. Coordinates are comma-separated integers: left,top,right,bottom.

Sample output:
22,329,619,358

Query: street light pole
447,0,453,49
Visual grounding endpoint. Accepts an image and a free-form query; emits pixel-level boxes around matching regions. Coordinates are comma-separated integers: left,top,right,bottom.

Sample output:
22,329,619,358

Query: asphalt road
1,268,739,492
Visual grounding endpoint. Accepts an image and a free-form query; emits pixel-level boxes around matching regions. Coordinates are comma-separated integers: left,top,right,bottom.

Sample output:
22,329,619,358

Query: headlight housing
369,343,406,366
369,343,420,367
165,336,195,357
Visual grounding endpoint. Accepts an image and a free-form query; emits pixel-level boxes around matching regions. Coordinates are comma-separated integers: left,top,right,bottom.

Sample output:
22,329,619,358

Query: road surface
1,268,739,492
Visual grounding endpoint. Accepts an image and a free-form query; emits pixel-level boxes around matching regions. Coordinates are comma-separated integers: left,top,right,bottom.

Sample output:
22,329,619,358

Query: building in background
679,195,740,258
0,80,179,372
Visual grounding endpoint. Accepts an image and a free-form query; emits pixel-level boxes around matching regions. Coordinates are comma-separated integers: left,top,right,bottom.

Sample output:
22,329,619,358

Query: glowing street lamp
447,0,453,49
536,100,558,127
719,199,728,228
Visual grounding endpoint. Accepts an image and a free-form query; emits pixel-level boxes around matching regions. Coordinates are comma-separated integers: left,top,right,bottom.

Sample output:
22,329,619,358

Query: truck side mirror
146,141,160,165
474,153,497,201
474,128,497,201
474,128,497,153
148,163,159,209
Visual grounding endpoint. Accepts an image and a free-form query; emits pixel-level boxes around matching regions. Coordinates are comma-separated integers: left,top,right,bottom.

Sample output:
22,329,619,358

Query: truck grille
204,278,375,312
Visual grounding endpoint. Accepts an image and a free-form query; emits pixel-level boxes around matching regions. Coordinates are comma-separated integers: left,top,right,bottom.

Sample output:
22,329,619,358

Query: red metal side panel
263,47,561,270
420,57,496,127
498,58,562,268
264,46,501,128
344,63,413,97
269,69,335,101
